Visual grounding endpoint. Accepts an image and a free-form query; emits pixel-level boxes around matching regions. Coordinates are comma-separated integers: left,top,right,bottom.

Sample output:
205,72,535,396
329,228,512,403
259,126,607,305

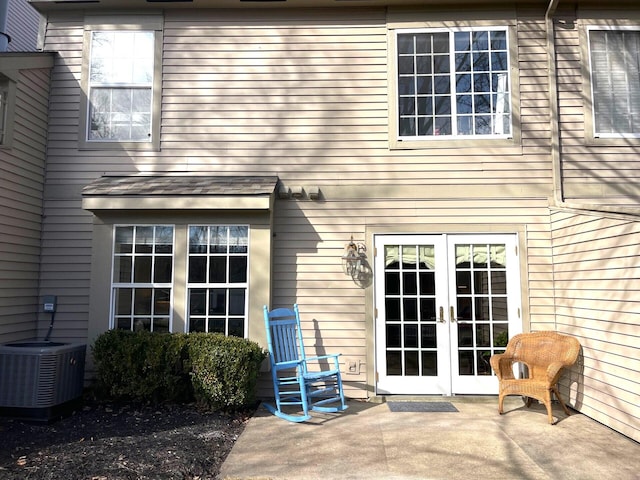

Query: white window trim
395,27,513,142
0,76,16,148
80,16,163,151
388,23,521,151
185,225,250,337
586,25,640,140
110,224,175,332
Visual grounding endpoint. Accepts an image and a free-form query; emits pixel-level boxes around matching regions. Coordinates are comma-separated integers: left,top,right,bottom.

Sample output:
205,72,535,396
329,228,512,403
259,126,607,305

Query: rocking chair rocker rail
263,304,348,423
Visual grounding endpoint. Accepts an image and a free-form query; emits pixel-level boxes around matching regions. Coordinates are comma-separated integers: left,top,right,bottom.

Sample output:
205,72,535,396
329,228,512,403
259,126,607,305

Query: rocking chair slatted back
263,304,348,422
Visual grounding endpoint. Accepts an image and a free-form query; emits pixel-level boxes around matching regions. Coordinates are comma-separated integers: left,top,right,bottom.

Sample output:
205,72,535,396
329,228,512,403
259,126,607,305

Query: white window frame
395,27,513,142
186,225,250,337
110,225,175,332
80,16,162,151
0,76,15,148
587,26,640,139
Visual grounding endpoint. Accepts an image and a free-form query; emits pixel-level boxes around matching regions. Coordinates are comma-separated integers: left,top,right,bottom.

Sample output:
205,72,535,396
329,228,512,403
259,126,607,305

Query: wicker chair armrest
546,361,567,385
490,353,517,380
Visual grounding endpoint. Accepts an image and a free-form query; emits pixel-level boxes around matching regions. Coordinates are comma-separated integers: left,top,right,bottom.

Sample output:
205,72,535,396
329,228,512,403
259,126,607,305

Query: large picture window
396,28,511,139
111,225,174,332
589,29,640,138
187,226,249,337
87,30,155,142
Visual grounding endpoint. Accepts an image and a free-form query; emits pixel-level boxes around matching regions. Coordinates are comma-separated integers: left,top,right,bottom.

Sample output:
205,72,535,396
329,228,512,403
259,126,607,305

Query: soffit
29,0,551,13
82,175,278,211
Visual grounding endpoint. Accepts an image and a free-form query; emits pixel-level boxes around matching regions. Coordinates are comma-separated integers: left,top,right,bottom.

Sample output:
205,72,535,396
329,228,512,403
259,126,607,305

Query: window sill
390,136,522,152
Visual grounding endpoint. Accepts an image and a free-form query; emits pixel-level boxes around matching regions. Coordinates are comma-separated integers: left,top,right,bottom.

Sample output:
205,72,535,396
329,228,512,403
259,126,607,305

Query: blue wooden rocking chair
263,304,348,422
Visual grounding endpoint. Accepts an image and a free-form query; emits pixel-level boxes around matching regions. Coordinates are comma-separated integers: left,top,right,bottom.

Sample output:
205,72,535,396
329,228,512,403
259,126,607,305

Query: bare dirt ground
0,395,251,480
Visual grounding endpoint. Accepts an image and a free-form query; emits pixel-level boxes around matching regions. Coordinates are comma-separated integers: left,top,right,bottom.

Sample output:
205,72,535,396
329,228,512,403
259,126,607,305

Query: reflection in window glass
187,225,249,337
88,31,155,142
112,225,173,332
397,28,511,139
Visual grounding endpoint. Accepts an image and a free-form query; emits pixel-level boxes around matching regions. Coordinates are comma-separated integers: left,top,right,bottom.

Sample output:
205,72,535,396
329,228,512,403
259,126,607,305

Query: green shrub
188,333,267,411
92,330,191,403
92,330,266,411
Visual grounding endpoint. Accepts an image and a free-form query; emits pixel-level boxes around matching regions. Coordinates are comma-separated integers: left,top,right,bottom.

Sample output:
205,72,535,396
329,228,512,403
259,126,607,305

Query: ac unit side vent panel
0,343,86,411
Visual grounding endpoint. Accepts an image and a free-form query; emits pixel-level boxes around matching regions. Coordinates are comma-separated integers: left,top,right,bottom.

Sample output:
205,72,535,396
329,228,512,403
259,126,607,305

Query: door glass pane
403,272,417,294
387,352,402,375
454,242,509,377
405,351,419,376
403,298,417,321
458,350,474,375
387,324,401,348
421,324,436,348
422,351,437,376
404,324,418,348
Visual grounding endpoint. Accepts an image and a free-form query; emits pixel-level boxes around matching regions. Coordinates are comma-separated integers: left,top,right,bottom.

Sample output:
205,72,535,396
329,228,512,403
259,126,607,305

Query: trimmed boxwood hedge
92,330,266,411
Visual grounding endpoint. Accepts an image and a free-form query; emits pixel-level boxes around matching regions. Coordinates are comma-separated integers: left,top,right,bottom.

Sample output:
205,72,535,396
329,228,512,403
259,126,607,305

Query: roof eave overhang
82,194,273,211
29,0,551,14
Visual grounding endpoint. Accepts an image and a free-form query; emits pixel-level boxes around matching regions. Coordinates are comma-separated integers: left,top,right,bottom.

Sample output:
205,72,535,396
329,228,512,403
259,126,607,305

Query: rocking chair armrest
273,359,305,369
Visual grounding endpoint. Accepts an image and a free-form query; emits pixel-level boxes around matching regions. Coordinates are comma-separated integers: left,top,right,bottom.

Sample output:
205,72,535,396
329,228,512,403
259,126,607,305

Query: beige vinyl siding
6,0,42,52
551,208,640,442
0,66,51,342
41,7,556,396
554,11,640,206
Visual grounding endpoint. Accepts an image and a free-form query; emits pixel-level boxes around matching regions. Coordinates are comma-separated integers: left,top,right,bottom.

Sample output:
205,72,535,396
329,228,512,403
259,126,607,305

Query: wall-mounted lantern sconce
342,236,367,277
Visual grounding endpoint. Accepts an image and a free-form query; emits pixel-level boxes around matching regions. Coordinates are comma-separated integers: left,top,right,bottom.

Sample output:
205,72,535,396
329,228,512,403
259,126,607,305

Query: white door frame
374,233,522,396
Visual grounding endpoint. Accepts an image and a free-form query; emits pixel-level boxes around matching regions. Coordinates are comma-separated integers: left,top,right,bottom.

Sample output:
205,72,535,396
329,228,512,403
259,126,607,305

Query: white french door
374,234,522,395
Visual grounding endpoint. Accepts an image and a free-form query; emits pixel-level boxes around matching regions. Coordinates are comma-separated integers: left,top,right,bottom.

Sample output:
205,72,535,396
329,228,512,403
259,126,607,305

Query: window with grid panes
396,28,511,139
111,225,174,332
187,226,248,337
88,31,155,142
589,29,640,138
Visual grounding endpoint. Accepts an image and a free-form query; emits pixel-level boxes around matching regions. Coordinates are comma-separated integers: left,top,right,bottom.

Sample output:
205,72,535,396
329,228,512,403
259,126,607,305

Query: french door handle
438,306,446,323
450,306,456,323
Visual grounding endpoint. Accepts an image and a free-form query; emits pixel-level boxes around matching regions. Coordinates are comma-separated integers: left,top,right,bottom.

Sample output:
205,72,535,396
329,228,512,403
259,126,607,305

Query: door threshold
369,394,498,404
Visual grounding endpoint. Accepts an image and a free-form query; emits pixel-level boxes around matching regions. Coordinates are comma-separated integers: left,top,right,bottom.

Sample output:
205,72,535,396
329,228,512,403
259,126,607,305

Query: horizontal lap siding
0,68,50,342
556,12,640,206
6,0,41,52
551,209,640,442
43,8,556,396
38,16,92,343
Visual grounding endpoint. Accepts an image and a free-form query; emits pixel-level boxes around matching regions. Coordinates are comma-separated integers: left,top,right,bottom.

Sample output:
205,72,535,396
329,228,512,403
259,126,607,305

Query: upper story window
88,31,155,142
396,28,511,140
81,16,162,150
588,28,640,138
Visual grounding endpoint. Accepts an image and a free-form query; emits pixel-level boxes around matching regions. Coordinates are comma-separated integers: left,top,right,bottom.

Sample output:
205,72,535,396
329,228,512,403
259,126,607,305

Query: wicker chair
490,331,581,424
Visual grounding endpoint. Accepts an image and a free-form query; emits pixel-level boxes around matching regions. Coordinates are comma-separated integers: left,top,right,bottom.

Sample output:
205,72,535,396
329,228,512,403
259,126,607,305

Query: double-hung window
88,31,154,142
588,28,640,138
81,17,162,150
187,226,249,337
396,28,511,140
112,225,174,332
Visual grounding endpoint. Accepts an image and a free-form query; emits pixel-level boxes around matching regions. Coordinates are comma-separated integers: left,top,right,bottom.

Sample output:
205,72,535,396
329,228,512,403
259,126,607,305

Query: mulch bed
0,396,251,480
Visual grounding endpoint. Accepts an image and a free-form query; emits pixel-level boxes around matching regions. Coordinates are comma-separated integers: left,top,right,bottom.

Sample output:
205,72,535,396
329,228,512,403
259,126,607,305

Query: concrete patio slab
219,397,640,480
